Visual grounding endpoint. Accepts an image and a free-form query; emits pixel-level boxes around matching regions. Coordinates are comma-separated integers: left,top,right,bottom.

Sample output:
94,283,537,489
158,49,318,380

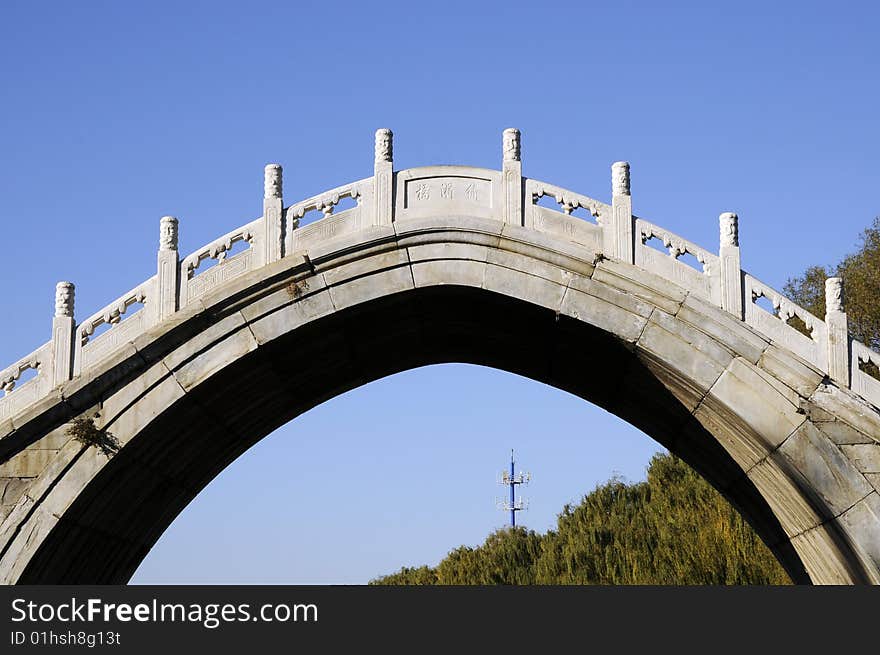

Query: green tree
371,454,790,585
785,216,880,352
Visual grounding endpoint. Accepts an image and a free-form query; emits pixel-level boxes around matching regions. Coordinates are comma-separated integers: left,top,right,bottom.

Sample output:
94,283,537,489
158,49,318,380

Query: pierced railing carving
744,273,827,367
78,288,149,347
179,218,262,305
528,180,607,221
1,356,40,396
524,179,607,251
182,219,260,279
286,183,362,227
852,341,880,408
286,179,369,254
74,279,155,375
635,218,720,304
0,343,52,420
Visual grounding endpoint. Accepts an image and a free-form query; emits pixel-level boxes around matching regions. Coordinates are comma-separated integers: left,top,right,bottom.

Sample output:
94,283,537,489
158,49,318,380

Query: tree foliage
371,454,790,585
784,216,880,352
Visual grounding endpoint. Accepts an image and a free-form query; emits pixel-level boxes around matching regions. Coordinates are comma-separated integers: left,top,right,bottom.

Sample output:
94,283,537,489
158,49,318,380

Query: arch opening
16,285,814,584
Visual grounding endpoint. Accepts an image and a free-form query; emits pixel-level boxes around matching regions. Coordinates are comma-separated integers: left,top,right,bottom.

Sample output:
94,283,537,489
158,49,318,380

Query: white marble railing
635,218,721,306
743,273,828,370
1,128,878,421
525,179,607,252
0,343,52,421
852,341,880,408
180,218,263,307
285,177,371,254
74,278,156,376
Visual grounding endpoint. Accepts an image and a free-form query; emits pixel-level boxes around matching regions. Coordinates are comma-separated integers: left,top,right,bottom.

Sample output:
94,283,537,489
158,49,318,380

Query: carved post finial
264,163,282,200
826,277,845,314
720,212,739,248
55,281,75,318
159,216,179,251
612,161,630,196
375,128,393,163
503,128,521,162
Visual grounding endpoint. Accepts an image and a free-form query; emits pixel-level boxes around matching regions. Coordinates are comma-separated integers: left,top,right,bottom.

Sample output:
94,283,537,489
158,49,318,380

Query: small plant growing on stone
66,417,120,459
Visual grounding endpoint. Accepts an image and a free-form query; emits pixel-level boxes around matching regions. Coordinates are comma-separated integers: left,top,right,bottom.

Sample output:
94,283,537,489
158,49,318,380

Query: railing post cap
611,161,630,196
825,277,845,313
720,212,739,247
264,164,282,200
503,128,521,162
375,128,393,163
54,281,75,318
159,215,179,251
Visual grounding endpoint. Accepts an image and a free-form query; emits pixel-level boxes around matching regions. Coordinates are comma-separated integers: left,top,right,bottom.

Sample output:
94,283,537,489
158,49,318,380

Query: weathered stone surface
746,455,826,537
482,264,566,312
705,358,805,453
0,478,30,505
757,343,824,399
406,242,489,264
247,290,336,346
593,258,687,315
168,327,258,393
560,283,649,344
694,393,771,471
411,260,487,290
790,523,869,584
486,248,576,287
0,448,57,478
499,223,598,277
778,422,872,516
677,293,768,364
838,493,880,580
326,265,414,311
637,309,733,393
840,444,880,473
813,419,876,445
810,384,880,443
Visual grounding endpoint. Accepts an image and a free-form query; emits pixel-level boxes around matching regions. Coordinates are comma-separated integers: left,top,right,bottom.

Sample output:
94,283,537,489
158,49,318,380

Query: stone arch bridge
1,129,879,584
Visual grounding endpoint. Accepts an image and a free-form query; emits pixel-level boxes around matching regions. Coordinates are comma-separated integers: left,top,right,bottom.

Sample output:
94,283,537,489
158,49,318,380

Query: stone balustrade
1,128,879,419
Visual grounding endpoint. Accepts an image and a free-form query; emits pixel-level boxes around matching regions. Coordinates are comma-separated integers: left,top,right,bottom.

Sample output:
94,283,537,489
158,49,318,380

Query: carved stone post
51,282,75,386
374,129,393,226
264,164,284,263
156,216,179,323
606,161,634,263
825,277,850,387
502,128,523,225
719,212,743,319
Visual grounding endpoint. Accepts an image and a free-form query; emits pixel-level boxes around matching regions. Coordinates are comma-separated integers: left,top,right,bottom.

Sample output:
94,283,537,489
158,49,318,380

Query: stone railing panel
852,341,880,408
744,273,827,370
286,178,371,254
635,218,721,305
0,343,52,421
180,218,263,307
74,277,156,375
524,179,607,251
394,166,502,222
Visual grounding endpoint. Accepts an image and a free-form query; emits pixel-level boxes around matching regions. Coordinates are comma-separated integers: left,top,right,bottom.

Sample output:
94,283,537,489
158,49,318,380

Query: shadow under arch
18,285,814,584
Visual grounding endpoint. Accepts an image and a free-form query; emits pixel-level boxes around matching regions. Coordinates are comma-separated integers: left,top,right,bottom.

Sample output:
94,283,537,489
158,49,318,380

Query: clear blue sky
1,1,877,583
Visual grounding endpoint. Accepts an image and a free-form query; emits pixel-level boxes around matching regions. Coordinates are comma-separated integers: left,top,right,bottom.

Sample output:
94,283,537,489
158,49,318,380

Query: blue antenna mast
497,449,530,527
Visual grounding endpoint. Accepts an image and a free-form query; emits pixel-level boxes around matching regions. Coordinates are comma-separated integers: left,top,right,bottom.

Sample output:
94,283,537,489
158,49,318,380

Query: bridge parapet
743,273,828,373
635,217,721,306
179,217,263,307
1,128,879,421
285,177,373,255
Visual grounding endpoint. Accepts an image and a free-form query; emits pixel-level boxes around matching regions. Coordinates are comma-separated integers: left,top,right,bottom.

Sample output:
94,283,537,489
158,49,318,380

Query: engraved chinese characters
404,176,490,208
